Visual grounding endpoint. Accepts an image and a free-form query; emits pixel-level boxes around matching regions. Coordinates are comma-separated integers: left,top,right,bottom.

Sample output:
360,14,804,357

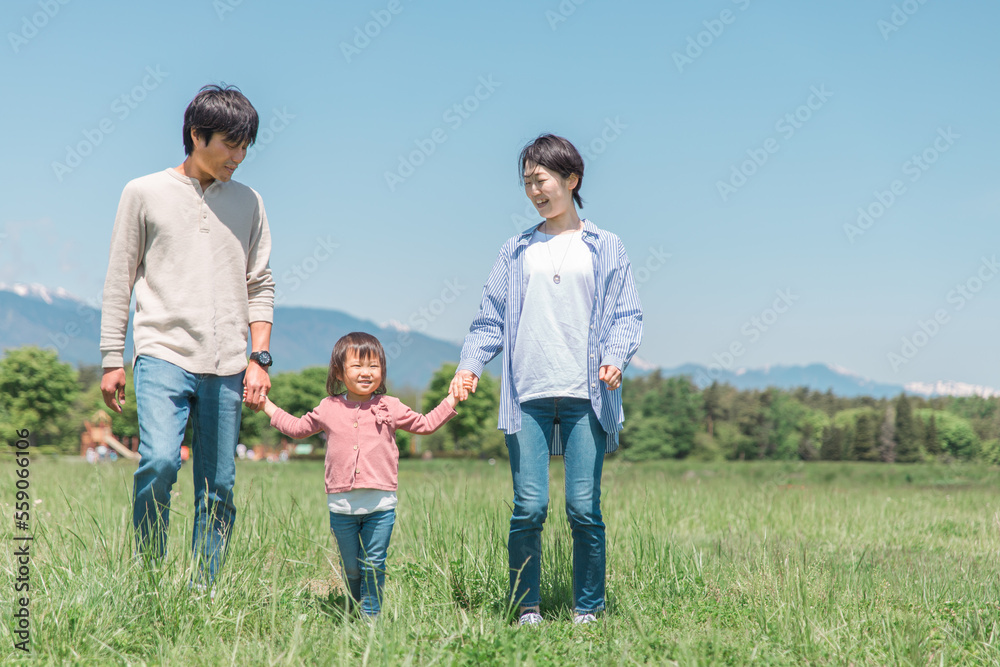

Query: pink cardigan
270,394,456,493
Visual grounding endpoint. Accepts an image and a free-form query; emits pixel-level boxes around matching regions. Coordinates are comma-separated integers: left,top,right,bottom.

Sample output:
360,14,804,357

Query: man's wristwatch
249,350,273,369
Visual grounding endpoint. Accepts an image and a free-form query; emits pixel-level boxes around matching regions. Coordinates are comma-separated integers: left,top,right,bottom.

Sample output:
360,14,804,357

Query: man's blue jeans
132,355,243,584
505,397,607,615
329,509,396,616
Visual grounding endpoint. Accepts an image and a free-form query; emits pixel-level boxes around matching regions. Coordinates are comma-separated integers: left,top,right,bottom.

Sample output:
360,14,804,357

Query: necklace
542,222,578,284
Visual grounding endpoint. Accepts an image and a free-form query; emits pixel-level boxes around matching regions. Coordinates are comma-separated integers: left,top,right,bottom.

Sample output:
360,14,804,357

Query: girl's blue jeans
131,355,243,585
505,397,607,615
329,509,396,616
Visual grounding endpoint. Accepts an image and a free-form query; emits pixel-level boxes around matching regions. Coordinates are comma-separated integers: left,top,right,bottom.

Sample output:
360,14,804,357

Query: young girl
260,331,463,617
451,134,642,625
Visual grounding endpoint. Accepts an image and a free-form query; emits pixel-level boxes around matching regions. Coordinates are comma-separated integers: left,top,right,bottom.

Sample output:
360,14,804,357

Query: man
100,84,275,585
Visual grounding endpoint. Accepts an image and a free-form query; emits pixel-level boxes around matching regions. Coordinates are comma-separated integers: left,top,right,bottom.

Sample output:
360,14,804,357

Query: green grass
4,458,1000,665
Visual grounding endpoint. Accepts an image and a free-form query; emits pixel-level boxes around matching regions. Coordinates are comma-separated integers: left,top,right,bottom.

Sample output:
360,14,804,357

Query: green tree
820,425,844,461
422,363,500,455
620,374,704,460
925,413,941,456
703,381,723,438
879,406,896,462
0,346,79,447
916,409,976,460
851,413,879,461
894,394,919,462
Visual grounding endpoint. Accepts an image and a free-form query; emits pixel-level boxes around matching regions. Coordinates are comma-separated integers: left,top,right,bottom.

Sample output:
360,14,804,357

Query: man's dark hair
182,84,259,155
519,134,585,209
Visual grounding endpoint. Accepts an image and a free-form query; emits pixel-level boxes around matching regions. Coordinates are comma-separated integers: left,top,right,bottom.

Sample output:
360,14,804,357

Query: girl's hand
599,365,622,391
244,387,278,416
261,396,277,418
444,389,459,409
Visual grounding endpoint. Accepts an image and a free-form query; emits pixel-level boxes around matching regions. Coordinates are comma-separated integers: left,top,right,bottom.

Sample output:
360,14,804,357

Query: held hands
445,371,477,408
243,361,271,412
243,386,277,417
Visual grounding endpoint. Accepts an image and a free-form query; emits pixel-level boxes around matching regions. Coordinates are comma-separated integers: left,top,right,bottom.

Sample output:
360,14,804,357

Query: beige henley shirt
100,168,275,376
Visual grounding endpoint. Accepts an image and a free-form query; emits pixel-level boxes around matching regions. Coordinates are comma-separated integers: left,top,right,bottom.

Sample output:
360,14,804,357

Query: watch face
255,351,272,367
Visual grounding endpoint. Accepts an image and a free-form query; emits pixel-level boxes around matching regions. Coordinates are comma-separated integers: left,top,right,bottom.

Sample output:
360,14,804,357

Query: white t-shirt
327,489,397,515
512,229,595,403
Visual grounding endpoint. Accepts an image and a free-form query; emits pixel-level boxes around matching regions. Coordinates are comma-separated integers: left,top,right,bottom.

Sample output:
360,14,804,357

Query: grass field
4,457,1000,665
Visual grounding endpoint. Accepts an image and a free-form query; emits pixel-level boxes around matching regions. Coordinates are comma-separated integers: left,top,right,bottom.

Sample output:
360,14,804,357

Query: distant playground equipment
80,411,140,461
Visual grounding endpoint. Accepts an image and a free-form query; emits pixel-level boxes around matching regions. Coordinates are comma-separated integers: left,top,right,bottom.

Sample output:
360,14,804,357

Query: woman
450,134,642,625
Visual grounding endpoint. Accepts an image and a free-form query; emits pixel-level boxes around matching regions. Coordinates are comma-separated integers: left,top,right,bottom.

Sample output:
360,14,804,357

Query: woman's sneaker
573,613,597,624
518,611,543,626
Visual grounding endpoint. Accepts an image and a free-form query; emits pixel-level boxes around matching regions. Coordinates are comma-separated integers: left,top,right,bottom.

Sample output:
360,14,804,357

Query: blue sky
2,0,998,387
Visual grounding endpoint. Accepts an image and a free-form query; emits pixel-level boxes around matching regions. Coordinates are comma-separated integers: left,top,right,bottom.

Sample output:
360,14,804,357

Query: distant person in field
451,134,643,625
100,84,275,587
258,332,469,617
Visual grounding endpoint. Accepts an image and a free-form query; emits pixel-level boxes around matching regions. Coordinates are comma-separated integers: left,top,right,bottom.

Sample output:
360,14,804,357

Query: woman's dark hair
182,84,259,155
327,332,388,396
518,134,585,209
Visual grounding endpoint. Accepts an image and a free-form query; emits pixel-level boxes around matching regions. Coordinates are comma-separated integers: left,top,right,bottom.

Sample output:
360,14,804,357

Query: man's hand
599,365,622,391
101,368,127,413
449,370,478,402
243,361,271,411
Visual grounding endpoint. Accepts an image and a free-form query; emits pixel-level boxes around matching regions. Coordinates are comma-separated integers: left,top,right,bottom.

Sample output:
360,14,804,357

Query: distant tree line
3,346,998,464
619,371,995,464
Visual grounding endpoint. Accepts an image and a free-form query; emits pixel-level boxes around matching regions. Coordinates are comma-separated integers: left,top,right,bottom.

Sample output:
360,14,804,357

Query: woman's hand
599,365,622,391
450,370,478,401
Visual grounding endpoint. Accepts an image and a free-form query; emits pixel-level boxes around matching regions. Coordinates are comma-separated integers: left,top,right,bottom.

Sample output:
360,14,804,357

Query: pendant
553,274,561,284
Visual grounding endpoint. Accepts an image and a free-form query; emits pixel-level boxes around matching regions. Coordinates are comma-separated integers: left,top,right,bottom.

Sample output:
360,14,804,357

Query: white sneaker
573,613,597,624
518,611,543,626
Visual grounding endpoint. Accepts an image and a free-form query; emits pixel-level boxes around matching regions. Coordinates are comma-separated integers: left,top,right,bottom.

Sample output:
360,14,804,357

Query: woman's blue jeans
329,509,396,616
132,355,243,585
506,397,607,615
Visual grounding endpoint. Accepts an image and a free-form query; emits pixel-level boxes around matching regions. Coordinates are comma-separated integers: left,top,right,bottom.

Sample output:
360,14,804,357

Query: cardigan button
354,445,358,450
355,469,360,474
353,422,358,428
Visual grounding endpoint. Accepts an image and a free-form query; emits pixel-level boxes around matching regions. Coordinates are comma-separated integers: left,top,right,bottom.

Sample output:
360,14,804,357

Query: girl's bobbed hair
327,332,388,397
518,133,585,209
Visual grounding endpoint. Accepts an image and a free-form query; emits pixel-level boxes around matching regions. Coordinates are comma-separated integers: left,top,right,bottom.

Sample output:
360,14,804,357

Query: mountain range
2,283,996,398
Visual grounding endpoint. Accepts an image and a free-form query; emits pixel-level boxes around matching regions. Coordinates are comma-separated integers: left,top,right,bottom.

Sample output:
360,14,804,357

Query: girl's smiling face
339,349,383,401
523,162,579,221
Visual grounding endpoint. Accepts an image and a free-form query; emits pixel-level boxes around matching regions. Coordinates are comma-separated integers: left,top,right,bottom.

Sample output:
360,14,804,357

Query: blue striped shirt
458,219,643,453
